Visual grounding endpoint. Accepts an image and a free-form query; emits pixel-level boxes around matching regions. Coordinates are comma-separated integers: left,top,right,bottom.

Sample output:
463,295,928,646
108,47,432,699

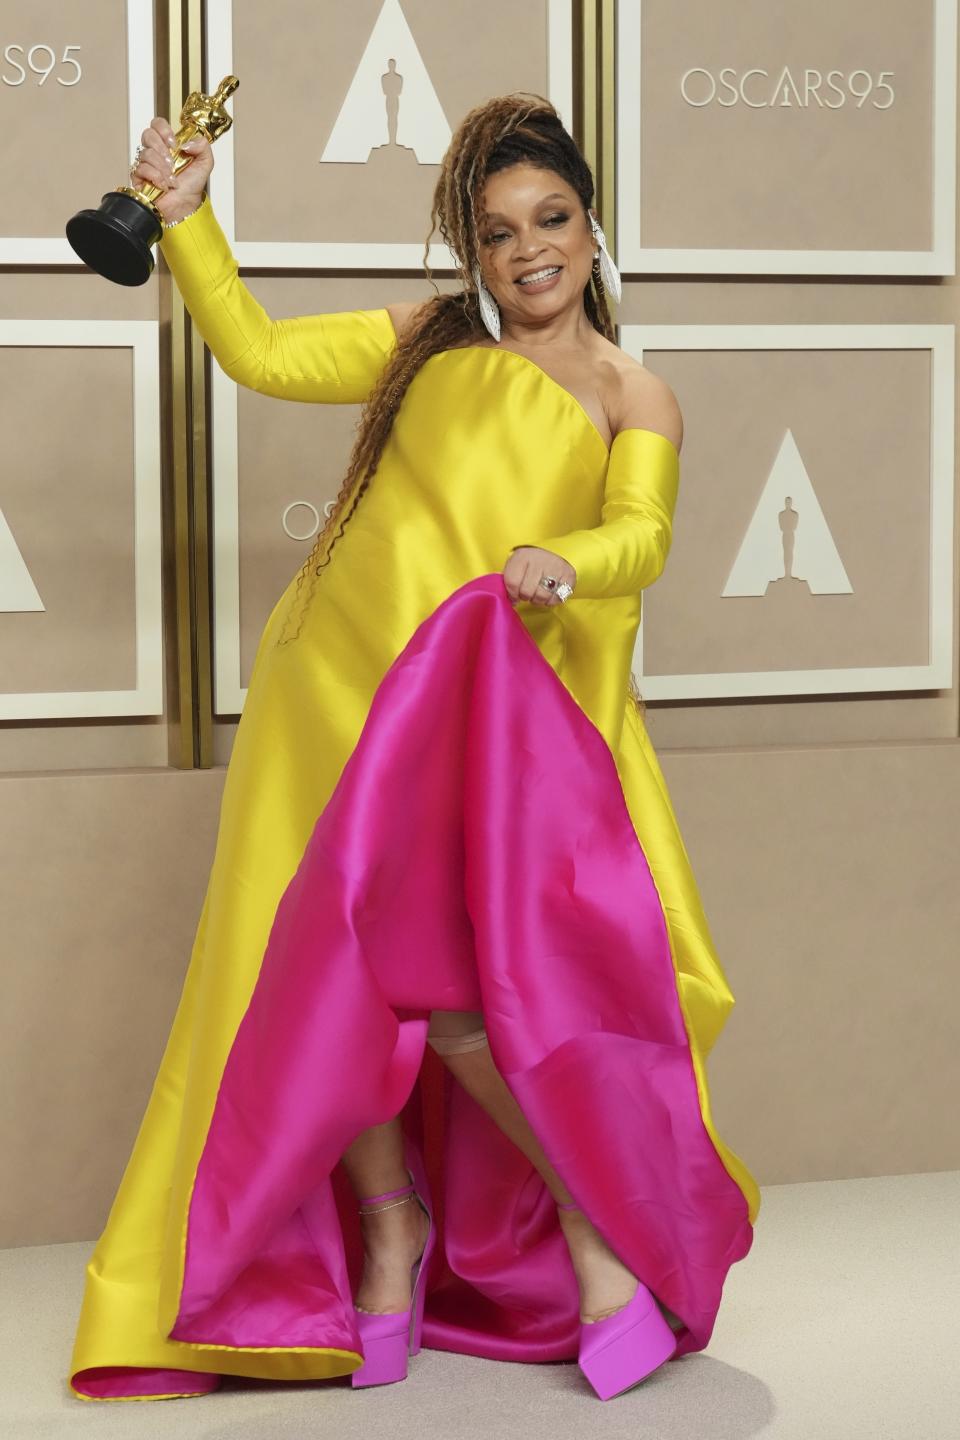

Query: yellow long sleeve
530,427,679,600
158,197,398,403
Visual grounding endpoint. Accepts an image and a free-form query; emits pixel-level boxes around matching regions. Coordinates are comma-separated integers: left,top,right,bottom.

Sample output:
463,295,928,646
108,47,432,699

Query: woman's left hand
503,547,576,606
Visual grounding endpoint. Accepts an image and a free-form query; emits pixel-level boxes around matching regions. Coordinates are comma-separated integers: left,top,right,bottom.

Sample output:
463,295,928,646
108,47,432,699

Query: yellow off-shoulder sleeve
158,196,398,402
531,427,679,600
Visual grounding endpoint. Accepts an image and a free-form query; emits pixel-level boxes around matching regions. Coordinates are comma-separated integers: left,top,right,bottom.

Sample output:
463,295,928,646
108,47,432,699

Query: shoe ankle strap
357,1182,415,1212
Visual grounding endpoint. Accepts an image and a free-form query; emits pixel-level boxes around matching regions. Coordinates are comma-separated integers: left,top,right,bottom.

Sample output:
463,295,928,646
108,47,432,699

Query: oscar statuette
66,76,239,286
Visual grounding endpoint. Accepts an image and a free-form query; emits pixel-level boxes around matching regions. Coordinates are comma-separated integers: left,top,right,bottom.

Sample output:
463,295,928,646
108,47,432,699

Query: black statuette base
65,191,163,287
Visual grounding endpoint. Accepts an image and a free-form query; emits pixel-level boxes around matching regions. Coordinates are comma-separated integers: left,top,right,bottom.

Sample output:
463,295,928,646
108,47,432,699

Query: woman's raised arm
159,198,397,403
132,115,397,403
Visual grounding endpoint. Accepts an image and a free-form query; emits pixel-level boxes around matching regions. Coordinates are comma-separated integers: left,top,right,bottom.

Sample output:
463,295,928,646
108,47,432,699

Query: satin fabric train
73,574,753,1398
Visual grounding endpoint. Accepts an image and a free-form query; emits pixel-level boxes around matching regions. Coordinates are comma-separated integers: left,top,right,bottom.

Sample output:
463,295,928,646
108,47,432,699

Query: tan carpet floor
2,1171,957,1440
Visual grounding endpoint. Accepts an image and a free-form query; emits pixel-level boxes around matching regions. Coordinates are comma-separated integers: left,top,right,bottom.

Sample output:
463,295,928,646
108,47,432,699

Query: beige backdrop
0,346,138,691
228,0,552,244
0,0,133,239
635,0,935,251
640,346,931,676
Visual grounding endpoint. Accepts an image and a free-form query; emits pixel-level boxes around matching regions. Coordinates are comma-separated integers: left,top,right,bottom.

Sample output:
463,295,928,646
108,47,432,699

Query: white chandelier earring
472,263,501,341
589,214,622,302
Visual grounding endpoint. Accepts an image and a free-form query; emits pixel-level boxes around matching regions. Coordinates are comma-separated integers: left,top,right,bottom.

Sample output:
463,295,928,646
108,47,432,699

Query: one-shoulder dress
69,197,760,1401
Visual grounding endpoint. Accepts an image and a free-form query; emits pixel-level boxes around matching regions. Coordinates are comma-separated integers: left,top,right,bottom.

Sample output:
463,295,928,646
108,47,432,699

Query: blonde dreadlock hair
274,91,616,648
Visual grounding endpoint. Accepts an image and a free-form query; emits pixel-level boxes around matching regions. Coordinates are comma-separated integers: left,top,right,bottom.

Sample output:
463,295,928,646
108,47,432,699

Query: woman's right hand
130,115,214,223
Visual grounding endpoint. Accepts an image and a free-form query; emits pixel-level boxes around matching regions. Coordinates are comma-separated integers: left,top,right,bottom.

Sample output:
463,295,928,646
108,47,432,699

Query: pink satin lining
74,1367,220,1400
76,574,753,1397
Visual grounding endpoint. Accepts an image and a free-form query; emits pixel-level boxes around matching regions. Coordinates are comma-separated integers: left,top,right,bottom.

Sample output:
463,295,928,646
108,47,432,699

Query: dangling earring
589,213,622,302
472,263,501,341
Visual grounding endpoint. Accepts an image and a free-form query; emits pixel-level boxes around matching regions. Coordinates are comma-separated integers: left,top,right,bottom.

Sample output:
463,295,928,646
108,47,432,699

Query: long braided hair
274,91,616,649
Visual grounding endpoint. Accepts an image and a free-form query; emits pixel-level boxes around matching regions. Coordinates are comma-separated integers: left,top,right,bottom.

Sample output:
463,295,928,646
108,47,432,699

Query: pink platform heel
557,1199,678,1400
350,1167,436,1388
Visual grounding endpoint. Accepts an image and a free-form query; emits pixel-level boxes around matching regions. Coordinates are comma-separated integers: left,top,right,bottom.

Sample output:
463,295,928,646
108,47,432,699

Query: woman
69,93,759,1405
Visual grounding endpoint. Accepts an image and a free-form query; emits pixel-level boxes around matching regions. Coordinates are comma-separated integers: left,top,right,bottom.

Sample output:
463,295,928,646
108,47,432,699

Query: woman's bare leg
340,1013,670,1324
340,1119,431,1314
426,1010,640,1323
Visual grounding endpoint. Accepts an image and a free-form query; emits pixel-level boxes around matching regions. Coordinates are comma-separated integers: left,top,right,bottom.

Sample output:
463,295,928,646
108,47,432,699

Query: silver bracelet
162,193,208,230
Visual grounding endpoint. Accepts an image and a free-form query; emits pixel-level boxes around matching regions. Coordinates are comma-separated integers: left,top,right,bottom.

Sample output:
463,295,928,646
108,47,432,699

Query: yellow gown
69,197,760,1400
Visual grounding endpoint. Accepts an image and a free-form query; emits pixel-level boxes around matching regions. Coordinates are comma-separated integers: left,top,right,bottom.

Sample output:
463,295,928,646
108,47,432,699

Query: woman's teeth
518,266,561,285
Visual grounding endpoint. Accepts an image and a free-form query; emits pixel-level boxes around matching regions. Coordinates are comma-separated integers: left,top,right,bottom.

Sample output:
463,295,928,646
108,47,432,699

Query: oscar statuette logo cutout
65,76,239,286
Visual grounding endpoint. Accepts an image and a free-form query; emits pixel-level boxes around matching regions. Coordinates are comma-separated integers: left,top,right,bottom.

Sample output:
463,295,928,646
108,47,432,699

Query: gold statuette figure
66,76,239,286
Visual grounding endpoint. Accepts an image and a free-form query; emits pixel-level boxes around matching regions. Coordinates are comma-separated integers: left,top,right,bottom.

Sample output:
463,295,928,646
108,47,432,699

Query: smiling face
475,162,596,327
